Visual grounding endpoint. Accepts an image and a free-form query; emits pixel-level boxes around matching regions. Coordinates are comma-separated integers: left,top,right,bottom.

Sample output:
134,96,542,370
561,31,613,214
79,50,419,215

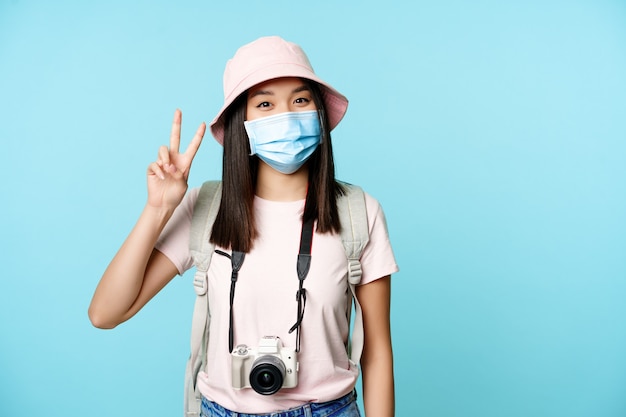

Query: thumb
164,163,185,181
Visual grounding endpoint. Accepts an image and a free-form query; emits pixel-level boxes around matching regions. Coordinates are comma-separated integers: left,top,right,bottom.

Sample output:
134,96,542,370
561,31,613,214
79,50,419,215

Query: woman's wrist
141,203,177,229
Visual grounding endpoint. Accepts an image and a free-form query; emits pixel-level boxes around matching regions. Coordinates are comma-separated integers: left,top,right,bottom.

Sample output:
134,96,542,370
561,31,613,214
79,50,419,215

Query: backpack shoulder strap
336,182,369,365
190,180,222,283
185,180,222,417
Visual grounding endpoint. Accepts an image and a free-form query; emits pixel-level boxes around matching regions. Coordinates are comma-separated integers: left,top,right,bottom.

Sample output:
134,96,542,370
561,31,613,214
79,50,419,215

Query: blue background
1,1,625,416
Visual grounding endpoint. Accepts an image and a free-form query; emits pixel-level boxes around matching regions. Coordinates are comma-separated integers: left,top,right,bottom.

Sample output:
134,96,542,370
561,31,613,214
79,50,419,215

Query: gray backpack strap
336,183,369,365
184,181,222,417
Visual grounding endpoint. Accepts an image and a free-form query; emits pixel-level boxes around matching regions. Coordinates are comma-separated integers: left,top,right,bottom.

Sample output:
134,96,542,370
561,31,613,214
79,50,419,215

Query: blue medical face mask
244,110,321,175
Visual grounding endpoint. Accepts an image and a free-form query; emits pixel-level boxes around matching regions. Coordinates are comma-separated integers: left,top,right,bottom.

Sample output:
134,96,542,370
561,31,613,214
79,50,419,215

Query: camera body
231,336,298,395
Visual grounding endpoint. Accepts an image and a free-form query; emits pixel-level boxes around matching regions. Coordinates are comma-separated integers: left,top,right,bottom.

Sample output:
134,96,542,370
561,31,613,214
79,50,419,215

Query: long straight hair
210,80,344,252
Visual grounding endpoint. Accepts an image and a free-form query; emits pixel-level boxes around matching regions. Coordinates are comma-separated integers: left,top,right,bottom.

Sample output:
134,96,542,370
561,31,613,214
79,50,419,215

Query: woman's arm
88,110,205,329
87,208,179,329
357,275,394,417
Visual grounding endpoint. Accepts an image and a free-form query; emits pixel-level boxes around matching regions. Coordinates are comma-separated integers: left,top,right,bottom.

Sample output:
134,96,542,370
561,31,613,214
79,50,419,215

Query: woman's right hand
147,109,206,210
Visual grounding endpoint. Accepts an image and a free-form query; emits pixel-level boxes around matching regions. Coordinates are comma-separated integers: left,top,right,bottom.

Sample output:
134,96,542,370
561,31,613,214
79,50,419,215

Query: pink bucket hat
209,36,349,145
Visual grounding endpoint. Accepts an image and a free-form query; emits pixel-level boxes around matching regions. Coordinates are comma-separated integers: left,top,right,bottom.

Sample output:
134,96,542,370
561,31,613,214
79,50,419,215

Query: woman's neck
255,161,308,201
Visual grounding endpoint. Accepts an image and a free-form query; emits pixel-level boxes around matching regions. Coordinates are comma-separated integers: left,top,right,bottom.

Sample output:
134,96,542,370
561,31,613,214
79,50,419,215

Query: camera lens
250,355,286,395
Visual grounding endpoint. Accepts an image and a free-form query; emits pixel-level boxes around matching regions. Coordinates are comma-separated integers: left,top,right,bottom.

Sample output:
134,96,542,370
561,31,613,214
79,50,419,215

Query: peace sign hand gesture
147,109,205,210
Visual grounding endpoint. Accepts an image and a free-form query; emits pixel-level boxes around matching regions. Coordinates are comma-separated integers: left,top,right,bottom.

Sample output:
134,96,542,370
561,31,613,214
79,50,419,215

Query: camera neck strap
289,214,315,352
217,201,315,354
214,249,246,354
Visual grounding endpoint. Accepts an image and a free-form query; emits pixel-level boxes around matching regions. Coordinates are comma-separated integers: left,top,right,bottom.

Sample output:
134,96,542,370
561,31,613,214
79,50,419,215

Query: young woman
89,36,398,417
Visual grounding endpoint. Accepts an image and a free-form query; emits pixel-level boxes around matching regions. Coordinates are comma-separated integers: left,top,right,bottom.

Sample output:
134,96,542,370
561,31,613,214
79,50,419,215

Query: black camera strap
215,249,246,353
289,215,315,352
216,201,315,354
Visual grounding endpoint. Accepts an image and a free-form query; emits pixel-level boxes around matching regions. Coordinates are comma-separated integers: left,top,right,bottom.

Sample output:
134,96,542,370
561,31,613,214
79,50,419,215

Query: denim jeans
200,391,361,417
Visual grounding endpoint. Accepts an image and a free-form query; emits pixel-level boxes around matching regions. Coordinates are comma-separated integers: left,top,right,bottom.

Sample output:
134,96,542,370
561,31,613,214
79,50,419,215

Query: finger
158,145,170,166
169,109,182,154
148,162,165,180
183,122,206,163
150,159,179,181
164,160,184,180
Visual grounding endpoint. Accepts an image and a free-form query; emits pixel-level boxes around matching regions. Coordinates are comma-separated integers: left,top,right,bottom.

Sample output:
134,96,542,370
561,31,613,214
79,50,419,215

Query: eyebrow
248,84,311,99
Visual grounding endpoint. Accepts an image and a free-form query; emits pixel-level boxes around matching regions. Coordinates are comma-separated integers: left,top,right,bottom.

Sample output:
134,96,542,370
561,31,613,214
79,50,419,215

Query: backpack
183,180,369,416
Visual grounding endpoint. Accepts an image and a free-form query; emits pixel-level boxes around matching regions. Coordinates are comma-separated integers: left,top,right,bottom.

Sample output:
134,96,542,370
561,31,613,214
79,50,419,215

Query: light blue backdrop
1,1,625,416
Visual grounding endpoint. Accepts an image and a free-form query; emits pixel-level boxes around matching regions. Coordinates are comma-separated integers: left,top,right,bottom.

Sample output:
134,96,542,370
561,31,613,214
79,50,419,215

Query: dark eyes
255,97,311,108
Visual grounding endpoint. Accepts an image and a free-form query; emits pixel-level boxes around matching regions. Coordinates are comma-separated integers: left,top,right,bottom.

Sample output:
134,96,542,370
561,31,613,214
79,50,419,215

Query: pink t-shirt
156,186,398,413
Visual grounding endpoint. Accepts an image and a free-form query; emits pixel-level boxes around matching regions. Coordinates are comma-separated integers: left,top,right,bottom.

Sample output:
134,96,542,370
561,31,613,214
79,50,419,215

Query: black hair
210,79,343,252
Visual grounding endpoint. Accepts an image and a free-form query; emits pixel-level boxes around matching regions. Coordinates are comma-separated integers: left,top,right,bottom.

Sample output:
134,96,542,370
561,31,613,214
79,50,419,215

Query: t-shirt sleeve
358,192,399,285
154,187,200,275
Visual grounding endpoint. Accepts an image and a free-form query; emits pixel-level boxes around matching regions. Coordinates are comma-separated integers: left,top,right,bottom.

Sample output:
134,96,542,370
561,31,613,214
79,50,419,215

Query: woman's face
246,77,317,121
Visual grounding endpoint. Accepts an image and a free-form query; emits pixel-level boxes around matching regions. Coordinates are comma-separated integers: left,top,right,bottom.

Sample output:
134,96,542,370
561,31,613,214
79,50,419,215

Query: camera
231,336,299,395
